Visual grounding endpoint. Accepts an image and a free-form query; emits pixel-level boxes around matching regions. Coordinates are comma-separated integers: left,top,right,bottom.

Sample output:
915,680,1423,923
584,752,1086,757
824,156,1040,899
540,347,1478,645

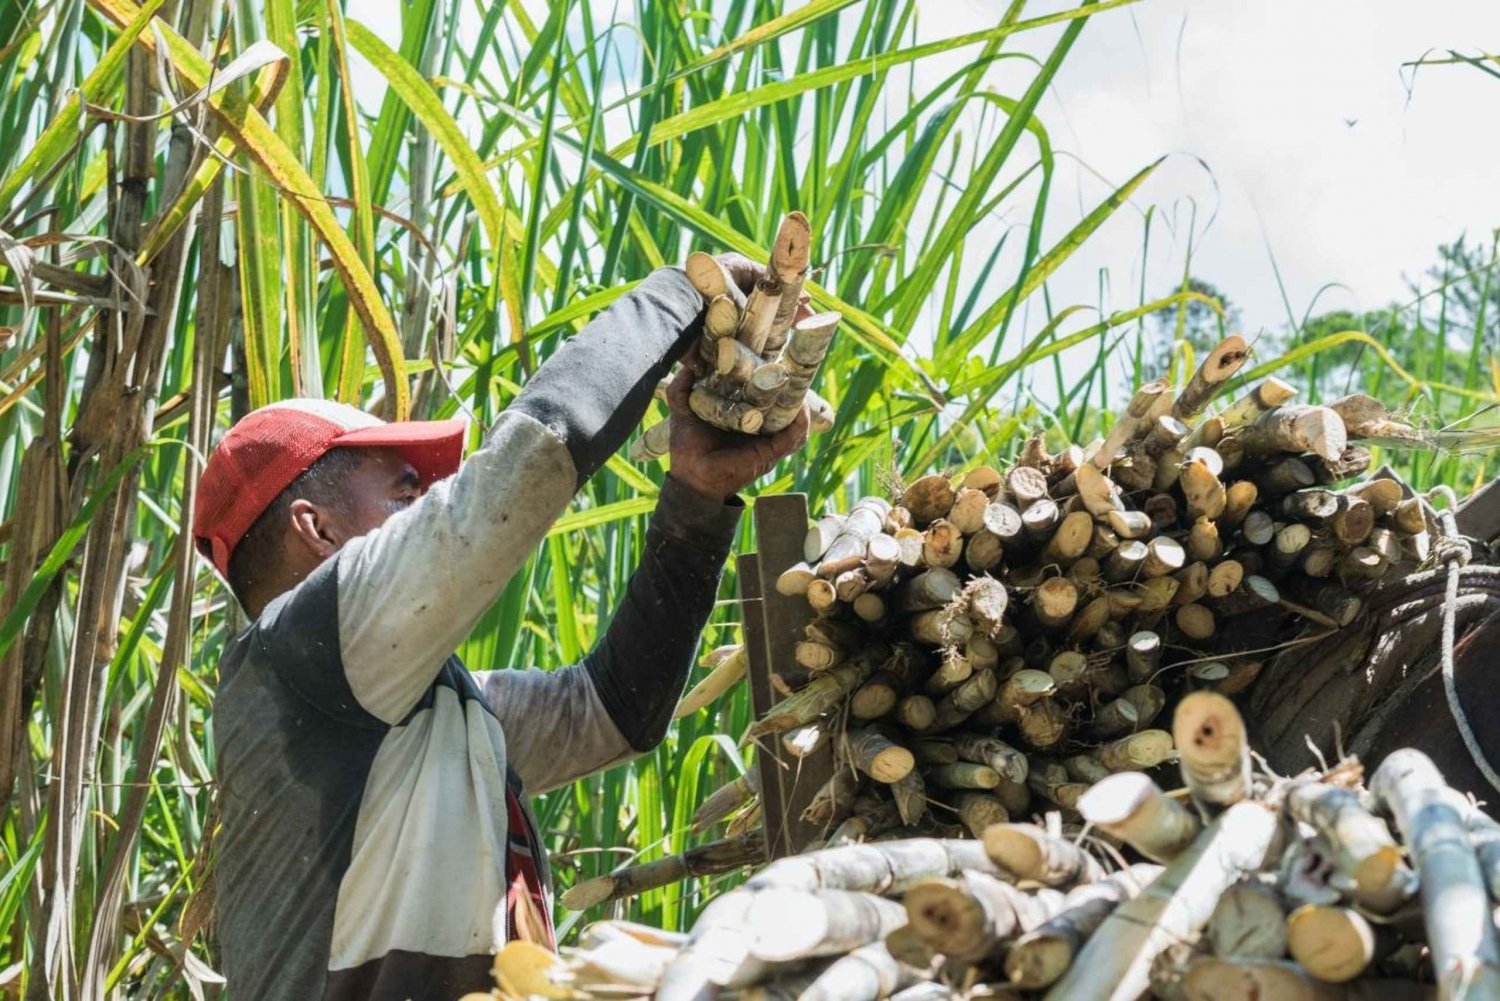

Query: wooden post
741,493,836,859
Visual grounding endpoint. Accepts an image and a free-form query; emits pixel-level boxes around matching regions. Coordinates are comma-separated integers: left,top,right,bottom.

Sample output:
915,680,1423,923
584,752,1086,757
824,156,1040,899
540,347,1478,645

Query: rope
1431,485,1500,797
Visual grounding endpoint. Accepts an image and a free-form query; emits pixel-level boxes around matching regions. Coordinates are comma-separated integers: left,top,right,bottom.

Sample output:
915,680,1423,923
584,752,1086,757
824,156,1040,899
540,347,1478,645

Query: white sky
354,0,1500,375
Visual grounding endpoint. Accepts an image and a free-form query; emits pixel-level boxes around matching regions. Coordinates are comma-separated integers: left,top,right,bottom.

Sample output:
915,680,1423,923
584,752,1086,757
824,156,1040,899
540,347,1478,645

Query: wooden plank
737,550,780,864
1457,477,1500,543
749,493,835,857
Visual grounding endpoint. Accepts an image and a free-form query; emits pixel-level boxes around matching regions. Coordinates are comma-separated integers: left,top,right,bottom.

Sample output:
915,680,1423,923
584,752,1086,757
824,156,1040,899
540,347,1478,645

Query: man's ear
288,499,343,560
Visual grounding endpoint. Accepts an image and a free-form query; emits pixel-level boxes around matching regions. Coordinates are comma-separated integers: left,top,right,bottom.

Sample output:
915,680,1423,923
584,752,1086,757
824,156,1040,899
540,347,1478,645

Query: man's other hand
664,367,811,502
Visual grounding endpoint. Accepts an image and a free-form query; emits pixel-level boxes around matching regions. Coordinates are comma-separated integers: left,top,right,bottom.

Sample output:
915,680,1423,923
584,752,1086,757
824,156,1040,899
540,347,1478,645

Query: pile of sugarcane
482,696,1500,1000
695,338,1434,850
631,212,837,460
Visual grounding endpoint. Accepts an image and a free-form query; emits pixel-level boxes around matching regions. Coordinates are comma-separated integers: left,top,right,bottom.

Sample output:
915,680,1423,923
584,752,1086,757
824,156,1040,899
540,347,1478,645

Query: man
192,258,809,1001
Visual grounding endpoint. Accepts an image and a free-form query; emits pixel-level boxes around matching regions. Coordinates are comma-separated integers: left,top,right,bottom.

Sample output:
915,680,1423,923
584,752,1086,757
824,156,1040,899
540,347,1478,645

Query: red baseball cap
193,399,466,579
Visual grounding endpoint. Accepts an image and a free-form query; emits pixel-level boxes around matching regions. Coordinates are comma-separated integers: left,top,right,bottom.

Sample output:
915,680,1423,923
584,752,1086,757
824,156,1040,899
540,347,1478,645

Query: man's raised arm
331,267,714,725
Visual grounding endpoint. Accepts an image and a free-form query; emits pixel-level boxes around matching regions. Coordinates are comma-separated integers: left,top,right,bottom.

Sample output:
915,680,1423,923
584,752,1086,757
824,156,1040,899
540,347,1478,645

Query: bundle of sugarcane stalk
630,212,837,461
475,696,1500,1001
707,337,1436,849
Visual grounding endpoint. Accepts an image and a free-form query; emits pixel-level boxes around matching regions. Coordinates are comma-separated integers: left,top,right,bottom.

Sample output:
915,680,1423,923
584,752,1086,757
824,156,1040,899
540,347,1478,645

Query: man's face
326,447,424,543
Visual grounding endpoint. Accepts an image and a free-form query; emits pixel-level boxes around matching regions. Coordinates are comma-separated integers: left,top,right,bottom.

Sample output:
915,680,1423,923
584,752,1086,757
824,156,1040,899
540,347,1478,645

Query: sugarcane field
5,1,1500,1000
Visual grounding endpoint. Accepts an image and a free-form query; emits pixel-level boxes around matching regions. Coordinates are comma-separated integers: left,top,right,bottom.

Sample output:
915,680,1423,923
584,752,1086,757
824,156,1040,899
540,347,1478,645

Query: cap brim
334,418,467,487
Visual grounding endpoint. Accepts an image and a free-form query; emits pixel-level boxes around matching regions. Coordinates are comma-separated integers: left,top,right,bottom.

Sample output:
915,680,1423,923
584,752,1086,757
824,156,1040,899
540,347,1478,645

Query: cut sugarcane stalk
746,888,907,962
1172,335,1249,421
675,645,748,718
1173,691,1251,808
1042,800,1278,1001
1004,864,1163,990
982,823,1104,887
763,311,839,433
904,869,1067,962
1077,771,1200,863
561,829,766,909
1372,749,1500,999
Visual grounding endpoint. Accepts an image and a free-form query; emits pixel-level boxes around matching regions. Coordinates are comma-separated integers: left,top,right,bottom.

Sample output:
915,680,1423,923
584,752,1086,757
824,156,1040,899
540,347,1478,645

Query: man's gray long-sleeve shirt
212,269,741,1001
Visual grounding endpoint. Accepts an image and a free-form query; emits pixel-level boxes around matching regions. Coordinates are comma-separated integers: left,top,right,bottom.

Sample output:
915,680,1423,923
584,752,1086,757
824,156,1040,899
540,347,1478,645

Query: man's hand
664,367,811,502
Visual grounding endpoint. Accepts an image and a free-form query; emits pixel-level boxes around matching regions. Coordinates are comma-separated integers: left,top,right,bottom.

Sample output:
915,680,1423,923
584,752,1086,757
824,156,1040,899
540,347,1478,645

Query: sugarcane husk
903,474,956,525
1371,749,1500,997
1042,800,1277,1001
1172,691,1251,808
675,646,749,719
1077,771,1200,864
763,312,839,432
949,734,1029,785
691,768,761,832
904,870,1067,962
1172,335,1249,421
562,829,766,909
1005,864,1164,991
747,887,907,962
982,823,1104,887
